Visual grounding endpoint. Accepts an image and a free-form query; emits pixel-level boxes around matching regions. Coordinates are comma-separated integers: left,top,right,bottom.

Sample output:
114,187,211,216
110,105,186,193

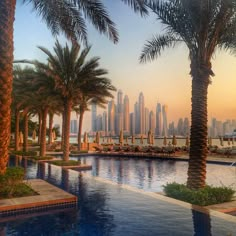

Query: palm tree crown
140,0,236,189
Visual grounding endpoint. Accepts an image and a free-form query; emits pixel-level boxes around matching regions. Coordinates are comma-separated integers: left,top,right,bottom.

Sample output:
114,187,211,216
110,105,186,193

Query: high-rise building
145,107,149,134
183,117,190,136
162,105,168,137
102,111,108,134
96,115,102,131
70,120,78,134
108,100,115,135
177,118,184,136
139,92,145,135
123,95,130,134
91,103,97,132
116,90,123,134
130,112,135,135
156,102,162,136
149,111,155,134
134,102,139,134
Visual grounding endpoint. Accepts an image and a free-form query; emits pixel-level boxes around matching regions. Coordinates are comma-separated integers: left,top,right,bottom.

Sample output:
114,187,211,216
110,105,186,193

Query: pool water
74,155,236,192
2,156,236,236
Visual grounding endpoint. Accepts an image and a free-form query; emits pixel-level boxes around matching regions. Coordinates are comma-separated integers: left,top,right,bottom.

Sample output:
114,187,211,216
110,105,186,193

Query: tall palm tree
140,0,236,189
30,41,115,161
12,66,35,152
0,0,149,174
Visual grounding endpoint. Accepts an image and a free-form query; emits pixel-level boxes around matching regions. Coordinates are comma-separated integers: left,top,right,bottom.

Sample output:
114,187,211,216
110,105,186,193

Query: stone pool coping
0,179,77,215
80,172,236,223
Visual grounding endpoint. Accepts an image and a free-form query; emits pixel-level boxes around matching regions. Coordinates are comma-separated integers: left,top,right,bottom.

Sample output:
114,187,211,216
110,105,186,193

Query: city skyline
15,2,236,132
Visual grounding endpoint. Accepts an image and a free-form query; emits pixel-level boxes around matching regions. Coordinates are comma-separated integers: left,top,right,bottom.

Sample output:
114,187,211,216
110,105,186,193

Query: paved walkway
0,179,77,214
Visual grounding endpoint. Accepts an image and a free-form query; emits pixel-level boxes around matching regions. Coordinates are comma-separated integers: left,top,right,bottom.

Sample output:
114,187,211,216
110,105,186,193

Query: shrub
29,156,54,161
0,167,36,199
70,150,88,154
163,182,235,206
10,150,38,156
50,160,81,166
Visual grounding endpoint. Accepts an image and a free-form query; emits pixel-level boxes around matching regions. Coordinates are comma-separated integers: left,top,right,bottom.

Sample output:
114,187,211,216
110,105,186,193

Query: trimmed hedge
163,182,235,206
29,156,54,161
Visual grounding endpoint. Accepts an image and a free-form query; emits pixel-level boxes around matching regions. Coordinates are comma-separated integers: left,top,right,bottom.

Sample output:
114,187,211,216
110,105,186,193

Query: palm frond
71,0,119,43
140,34,180,63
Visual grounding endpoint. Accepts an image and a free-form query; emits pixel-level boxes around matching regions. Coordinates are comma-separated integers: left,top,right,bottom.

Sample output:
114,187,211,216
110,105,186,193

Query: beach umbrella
32,129,36,141
119,130,123,145
208,136,212,146
19,131,23,144
220,137,224,146
125,136,128,144
147,130,152,145
83,132,88,143
163,136,167,146
95,131,100,144
131,135,135,144
185,136,190,147
140,135,144,145
151,133,154,145
172,135,177,146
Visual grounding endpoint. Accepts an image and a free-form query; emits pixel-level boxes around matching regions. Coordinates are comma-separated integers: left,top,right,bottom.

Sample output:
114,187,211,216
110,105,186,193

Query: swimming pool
2,156,236,235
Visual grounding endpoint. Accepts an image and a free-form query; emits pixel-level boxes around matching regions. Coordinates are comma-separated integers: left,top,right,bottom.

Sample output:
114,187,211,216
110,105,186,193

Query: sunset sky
14,1,236,131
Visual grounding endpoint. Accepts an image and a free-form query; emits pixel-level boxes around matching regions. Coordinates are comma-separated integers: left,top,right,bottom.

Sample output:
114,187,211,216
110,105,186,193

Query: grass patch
0,167,37,199
10,150,38,156
163,182,235,206
28,156,54,161
70,150,88,154
49,160,81,166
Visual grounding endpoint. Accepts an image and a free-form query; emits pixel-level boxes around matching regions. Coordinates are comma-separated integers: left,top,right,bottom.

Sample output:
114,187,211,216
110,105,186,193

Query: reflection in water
78,174,115,236
7,210,78,235
4,156,236,235
192,209,212,236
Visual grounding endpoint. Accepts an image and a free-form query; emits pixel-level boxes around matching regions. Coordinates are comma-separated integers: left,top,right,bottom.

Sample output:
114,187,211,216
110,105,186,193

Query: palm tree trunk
48,112,54,144
23,109,29,152
77,110,84,151
40,107,48,157
0,0,16,174
63,99,72,161
187,72,209,189
38,111,42,145
61,111,65,150
14,108,20,151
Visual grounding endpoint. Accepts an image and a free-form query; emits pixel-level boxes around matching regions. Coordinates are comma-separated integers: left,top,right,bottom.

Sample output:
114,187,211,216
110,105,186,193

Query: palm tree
30,41,115,161
76,77,116,150
140,0,236,189
12,66,35,152
0,0,149,174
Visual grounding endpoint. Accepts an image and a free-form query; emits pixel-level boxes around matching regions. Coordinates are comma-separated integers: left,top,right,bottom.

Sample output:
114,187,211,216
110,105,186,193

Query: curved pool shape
3,156,236,236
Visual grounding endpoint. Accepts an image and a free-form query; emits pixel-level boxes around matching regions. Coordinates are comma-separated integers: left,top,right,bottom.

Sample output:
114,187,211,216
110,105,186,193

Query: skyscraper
134,102,139,134
91,103,97,132
145,107,149,134
116,90,123,134
156,102,162,136
139,92,145,135
162,104,168,137
70,120,78,134
108,100,115,135
149,111,155,134
130,112,135,135
123,95,130,134
102,111,108,134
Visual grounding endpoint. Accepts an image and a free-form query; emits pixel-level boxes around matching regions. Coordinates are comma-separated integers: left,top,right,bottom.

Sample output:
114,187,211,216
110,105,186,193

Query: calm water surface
1,156,235,236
